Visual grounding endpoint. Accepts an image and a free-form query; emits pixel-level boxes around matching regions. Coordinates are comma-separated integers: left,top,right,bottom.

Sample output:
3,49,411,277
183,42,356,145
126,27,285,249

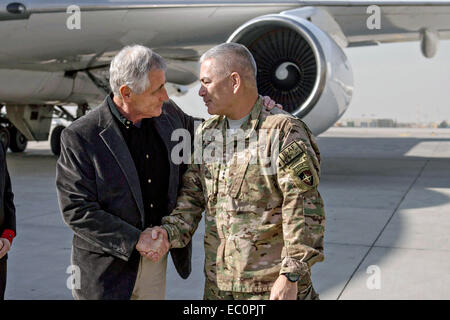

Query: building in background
335,118,449,128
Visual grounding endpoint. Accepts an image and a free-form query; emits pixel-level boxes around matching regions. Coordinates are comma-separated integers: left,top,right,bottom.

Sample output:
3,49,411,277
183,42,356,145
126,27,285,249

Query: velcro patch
279,141,318,189
279,141,304,168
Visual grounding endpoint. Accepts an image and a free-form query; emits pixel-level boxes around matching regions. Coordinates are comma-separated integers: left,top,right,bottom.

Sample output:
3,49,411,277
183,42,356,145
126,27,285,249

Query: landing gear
0,103,89,155
8,126,28,152
50,125,65,156
49,104,89,156
0,126,28,152
0,127,10,151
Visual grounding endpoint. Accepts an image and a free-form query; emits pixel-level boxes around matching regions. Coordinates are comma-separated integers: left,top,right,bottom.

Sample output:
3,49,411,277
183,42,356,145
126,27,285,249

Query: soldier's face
198,58,234,116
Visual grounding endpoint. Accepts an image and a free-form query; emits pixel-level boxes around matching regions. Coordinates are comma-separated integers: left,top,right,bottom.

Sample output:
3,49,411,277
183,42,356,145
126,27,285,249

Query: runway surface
4,127,450,299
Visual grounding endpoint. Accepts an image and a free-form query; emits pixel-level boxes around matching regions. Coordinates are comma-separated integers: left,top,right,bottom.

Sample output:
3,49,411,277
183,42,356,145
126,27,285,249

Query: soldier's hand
262,96,283,110
0,238,11,259
140,227,170,263
136,228,160,257
269,275,298,300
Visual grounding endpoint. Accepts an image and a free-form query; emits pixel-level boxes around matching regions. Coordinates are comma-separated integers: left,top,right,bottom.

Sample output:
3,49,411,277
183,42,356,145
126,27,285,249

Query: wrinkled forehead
149,68,166,89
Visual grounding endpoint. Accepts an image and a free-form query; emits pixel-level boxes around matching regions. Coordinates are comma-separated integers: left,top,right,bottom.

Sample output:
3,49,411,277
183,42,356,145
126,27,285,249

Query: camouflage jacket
162,96,325,292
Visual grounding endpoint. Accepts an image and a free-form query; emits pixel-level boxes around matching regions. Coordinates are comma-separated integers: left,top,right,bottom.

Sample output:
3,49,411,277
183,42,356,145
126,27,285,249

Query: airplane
0,0,449,155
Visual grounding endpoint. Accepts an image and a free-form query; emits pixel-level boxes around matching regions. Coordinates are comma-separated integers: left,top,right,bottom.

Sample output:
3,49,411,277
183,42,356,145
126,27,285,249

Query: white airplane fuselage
0,0,449,153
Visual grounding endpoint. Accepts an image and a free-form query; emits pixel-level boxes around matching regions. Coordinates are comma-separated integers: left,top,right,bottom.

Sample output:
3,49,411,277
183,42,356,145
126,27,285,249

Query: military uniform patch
299,169,314,186
279,141,319,190
278,141,303,168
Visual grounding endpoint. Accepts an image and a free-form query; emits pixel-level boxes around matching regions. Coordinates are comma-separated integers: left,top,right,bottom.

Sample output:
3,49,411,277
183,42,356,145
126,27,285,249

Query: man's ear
230,72,241,94
119,85,132,102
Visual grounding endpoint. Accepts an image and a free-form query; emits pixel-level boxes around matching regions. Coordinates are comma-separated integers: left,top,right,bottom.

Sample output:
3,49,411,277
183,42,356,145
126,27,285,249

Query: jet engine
227,13,354,135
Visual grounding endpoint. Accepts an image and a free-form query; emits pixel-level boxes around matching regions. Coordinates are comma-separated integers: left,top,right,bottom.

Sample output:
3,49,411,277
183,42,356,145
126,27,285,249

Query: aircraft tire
0,127,10,152
9,127,28,153
50,125,65,156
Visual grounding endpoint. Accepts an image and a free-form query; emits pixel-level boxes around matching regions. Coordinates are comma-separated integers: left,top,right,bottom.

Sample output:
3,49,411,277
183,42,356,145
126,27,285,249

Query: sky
172,40,450,124
343,40,450,123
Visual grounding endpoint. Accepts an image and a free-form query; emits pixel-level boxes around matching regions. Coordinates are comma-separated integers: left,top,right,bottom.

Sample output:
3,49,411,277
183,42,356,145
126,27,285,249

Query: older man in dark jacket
56,45,198,300
0,143,16,300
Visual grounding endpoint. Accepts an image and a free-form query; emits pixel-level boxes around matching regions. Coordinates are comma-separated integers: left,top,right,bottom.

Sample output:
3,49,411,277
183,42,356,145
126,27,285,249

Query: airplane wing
1,1,449,73
1,0,450,153
292,1,450,51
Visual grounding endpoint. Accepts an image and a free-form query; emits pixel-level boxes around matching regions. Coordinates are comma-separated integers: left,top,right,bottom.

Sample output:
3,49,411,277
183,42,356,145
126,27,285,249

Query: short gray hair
200,43,257,82
109,45,166,96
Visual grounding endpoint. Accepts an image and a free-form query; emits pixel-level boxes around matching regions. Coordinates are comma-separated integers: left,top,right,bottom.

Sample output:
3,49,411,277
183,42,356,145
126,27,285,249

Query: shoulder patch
279,141,319,190
299,169,315,187
279,141,303,167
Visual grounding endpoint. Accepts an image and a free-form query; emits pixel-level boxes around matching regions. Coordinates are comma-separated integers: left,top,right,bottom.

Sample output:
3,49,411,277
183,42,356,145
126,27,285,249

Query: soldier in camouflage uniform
155,43,325,300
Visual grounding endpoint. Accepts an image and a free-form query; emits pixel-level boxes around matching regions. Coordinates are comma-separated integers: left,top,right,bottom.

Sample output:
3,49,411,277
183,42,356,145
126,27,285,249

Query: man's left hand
0,238,11,259
262,96,283,110
269,275,298,300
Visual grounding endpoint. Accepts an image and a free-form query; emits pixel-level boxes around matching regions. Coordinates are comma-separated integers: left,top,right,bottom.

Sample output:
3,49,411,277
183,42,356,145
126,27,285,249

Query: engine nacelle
227,13,354,135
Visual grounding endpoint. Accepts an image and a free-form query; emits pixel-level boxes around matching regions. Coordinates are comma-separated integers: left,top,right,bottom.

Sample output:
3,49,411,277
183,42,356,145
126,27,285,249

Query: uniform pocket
228,153,250,199
202,163,218,201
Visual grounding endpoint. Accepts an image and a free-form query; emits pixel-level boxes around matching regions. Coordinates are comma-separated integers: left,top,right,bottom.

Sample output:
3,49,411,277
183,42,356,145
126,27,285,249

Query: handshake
135,226,170,262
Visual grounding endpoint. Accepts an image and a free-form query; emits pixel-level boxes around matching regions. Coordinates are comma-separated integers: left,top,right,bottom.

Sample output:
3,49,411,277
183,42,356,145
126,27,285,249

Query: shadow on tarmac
3,134,450,299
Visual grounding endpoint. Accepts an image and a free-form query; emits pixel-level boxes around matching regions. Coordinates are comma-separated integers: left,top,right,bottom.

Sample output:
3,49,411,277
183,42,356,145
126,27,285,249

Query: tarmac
4,127,450,300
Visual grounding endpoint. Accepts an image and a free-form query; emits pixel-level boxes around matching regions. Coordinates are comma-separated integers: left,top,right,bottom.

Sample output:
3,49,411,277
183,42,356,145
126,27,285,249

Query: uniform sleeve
160,101,206,248
56,128,141,261
161,161,205,248
276,120,325,278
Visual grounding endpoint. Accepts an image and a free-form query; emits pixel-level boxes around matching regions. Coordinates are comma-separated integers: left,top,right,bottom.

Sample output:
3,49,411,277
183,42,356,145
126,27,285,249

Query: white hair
109,45,166,96
200,42,257,81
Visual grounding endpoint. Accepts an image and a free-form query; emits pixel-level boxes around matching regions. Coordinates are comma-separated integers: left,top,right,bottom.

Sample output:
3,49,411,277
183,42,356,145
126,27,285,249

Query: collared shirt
107,94,169,228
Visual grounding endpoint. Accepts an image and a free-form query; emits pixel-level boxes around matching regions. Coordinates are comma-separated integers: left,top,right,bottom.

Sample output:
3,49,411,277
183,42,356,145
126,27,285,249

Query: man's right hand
0,238,11,259
136,227,170,262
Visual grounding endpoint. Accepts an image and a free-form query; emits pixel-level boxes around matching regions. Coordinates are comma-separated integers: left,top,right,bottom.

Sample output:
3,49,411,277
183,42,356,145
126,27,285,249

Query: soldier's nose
199,86,206,97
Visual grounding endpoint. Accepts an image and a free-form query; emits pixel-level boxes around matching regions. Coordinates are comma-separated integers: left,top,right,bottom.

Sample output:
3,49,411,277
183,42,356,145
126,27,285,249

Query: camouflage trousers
203,279,320,300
